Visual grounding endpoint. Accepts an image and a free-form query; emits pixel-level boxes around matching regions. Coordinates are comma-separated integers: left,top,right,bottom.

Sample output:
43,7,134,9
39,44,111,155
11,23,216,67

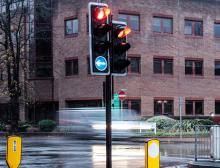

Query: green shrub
147,116,177,130
38,120,56,132
0,121,6,131
172,119,214,132
18,121,32,132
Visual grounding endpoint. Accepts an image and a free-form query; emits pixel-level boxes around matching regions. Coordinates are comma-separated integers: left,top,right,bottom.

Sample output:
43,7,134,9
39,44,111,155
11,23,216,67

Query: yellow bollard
145,139,160,168
6,136,22,168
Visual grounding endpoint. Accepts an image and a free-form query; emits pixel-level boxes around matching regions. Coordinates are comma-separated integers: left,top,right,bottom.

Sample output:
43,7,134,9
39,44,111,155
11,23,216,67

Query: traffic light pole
105,74,112,168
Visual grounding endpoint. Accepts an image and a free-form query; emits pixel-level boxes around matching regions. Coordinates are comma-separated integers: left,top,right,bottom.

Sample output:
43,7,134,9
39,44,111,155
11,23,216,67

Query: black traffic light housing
111,21,131,75
88,2,111,75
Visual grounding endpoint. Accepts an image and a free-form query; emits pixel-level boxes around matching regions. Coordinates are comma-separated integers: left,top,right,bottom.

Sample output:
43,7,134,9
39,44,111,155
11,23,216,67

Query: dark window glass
195,61,203,75
214,23,220,38
130,100,141,114
154,100,162,115
184,20,203,36
86,15,89,32
66,100,102,108
153,58,162,73
215,101,220,114
164,59,173,74
123,100,141,115
185,60,203,75
153,17,161,32
185,100,203,115
154,58,173,74
186,101,193,115
164,100,173,115
129,57,140,73
195,101,203,115
65,18,78,35
154,99,173,116
163,18,172,33
119,14,140,31
194,21,203,36
153,17,173,33
65,59,78,76
215,61,220,75
87,58,91,74
184,20,192,35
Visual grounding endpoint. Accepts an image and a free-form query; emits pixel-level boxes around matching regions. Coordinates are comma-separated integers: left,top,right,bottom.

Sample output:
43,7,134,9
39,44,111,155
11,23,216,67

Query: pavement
0,136,194,168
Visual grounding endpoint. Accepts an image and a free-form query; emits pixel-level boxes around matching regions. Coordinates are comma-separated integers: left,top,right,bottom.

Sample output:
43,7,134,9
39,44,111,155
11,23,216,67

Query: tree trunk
9,96,19,134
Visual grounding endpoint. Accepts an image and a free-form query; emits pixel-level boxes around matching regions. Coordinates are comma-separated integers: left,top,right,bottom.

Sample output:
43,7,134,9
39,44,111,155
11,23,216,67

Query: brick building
2,0,220,122
49,0,220,120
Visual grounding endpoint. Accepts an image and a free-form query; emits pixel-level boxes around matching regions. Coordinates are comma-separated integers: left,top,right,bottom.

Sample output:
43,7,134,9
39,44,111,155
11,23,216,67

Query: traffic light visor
117,26,131,38
94,7,111,20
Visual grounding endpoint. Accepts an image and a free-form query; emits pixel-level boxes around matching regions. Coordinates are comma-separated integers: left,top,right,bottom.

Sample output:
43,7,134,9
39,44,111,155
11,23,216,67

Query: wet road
0,136,193,168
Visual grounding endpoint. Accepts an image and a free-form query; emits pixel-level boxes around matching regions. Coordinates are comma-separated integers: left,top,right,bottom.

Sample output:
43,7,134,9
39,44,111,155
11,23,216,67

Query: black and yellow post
145,139,160,168
6,136,22,168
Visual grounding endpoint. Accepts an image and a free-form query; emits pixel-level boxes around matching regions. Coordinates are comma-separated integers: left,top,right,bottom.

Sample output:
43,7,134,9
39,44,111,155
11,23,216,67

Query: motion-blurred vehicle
57,107,156,138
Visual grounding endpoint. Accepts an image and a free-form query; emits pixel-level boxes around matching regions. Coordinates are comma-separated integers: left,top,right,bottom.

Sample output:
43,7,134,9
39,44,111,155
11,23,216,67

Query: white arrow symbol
95,60,106,67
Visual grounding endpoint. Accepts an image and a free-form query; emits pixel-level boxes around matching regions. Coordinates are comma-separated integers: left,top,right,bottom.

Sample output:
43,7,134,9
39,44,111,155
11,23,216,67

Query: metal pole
120,100,123,120
195,126,198,161
106,75,112,168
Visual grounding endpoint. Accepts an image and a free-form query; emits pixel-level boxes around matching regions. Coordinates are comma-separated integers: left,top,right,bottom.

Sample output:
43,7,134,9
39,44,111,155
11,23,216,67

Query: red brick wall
52,0,220,117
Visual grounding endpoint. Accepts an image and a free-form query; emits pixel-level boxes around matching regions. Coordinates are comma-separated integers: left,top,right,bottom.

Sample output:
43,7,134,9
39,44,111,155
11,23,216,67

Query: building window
185,59,203,76
214,22,220,38
153,57,173,74
152,16,173,33
215,100,220,115
154,99,173,116
118,13,140,31
185,100,203,115
184,20,203,36
128,57,140,73
215,61,220,76
65,59,78,76
87,57,91,74
86,15,89,32
66,100,102,108
65,18,78,35
123,99,141,115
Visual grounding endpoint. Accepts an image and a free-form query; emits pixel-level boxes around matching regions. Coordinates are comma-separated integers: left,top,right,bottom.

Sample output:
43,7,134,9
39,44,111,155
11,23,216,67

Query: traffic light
88,2,111,75
111,21,131,75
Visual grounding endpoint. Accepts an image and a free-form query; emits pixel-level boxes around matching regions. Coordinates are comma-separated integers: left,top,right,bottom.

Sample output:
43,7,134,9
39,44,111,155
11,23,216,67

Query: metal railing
195,125,220,161
195,125,212,161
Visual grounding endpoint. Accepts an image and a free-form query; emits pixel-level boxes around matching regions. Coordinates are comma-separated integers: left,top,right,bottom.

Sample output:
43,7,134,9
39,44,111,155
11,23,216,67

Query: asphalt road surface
0,136,193,168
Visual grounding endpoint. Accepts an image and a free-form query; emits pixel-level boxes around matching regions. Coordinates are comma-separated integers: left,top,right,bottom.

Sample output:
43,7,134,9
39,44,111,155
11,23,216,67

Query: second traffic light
111,21,131,75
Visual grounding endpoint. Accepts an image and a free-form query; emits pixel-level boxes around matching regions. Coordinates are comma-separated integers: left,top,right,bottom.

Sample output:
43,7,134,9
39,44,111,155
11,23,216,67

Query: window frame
184,18,203,37
154,98,174,116
185,99,204,115
153,56,173,75
185,58,203,76
123,99,141,115
64,16,79,37
128,56,141,74
152,15,173,34
65,57,79,76
214,21,220,38
215,100,220,115
215,60,220,76
118,11,140,32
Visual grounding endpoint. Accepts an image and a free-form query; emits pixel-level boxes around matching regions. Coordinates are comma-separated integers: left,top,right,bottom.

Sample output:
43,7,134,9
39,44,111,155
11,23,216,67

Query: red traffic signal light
94,6,111,20
89,2,111,75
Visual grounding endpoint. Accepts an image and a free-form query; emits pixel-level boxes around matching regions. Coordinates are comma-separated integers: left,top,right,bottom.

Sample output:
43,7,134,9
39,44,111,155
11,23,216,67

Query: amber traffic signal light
111,21,131,75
